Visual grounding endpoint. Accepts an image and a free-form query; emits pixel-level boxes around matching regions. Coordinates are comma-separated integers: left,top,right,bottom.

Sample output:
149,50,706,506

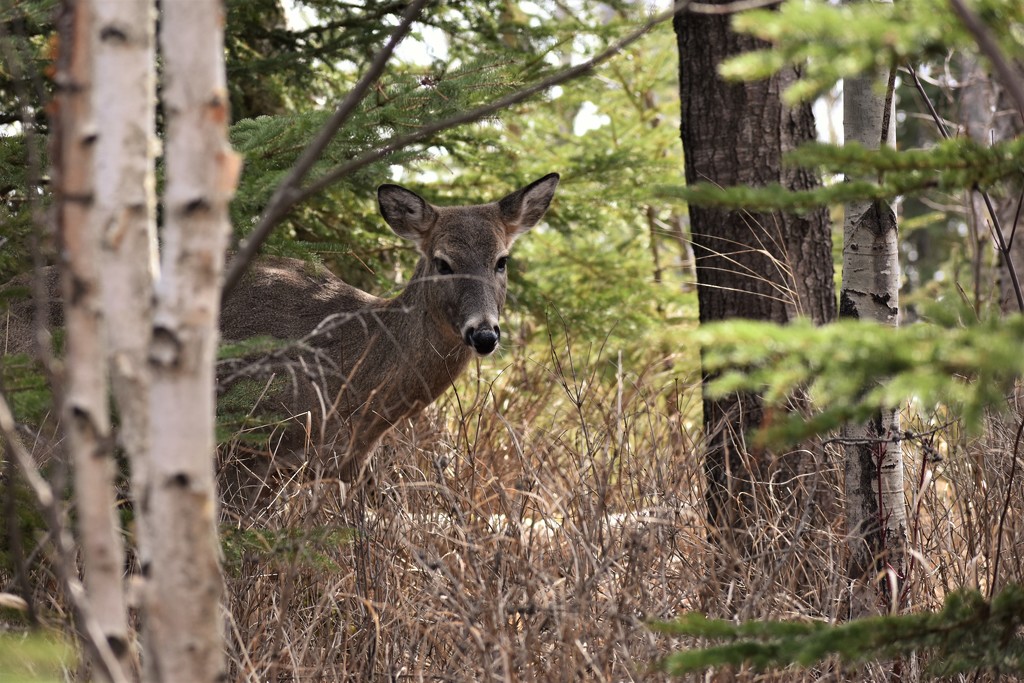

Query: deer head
377,173,559,354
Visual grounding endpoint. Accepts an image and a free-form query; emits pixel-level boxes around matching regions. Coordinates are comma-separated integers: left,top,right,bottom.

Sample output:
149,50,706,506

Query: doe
219,173,559,484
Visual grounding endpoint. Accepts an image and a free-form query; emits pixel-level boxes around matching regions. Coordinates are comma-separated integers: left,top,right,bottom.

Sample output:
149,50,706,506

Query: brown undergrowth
211,327,1024,682
4,331,1023,681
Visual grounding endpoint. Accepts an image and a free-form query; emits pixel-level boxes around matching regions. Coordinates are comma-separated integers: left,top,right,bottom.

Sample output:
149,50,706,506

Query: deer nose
465,324,500,355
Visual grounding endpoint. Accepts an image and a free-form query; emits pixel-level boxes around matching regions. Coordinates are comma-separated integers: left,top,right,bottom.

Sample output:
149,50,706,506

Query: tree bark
145,1,240,680
94,0,157,511
673,3,836,530
840,54,907,614
92,0,157,675
959,56,1024,315
52,1,130,678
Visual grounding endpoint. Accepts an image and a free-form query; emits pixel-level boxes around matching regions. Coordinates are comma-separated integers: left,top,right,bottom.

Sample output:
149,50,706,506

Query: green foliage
217,335,296,361
0,632,74,683
221,524,355,573
0,130,47,285
654,585,1024,677
0,354,52,427
217,375,288,414
0,0,56,127
0,0,55,283
0,471,47,581
216,373,292,444
694,314,1024,445
515,224,681,352
720,0,1023,104
663,137,1024,212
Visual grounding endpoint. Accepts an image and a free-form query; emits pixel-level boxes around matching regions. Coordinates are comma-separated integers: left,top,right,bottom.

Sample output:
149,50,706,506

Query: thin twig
988,415,1023,599
978,190,1024,311
904,61,1024,312
1006,186,1022,251
905,63,951,141
222,1,691,301
899,431,941,607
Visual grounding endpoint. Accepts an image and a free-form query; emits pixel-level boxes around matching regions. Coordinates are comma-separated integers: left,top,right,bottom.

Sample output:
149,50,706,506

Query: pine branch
691,315,1024,444
222,0,430,300
654,585,1024,676
660,137,1024,212
222,0,692,301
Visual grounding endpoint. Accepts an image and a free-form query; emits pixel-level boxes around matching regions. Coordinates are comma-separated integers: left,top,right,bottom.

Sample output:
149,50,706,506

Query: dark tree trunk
673,5,836,530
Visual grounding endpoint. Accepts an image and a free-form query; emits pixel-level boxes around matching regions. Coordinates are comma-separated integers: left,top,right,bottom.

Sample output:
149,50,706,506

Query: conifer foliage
657,0,1024,675
655,585,1024,676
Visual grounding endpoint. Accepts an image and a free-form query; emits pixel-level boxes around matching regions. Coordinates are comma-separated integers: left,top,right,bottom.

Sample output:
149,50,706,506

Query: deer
0,174,559,488
218,173,560,486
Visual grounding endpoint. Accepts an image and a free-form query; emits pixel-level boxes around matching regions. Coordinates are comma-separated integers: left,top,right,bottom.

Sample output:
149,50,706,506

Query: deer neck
385,258,473,396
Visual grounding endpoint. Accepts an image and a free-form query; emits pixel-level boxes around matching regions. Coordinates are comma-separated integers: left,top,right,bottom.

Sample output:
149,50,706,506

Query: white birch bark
91,1,157,676
94,0,158,506
92,0,156,548
53,0,130,677
145,0,240,679
840,4,907,614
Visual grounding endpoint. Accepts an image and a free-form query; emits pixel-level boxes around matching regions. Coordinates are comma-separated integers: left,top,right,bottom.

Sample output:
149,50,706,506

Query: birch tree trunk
52,1,131,678
94,0,157,517
840,40,908,613
145,1,240,679
92,0,158,675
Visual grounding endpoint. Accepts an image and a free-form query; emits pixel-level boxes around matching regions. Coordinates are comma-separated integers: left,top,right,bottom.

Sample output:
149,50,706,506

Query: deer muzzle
465,324,500,355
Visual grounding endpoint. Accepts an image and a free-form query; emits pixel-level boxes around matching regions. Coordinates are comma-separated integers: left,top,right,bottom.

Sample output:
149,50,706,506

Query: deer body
1,175,559,482
220,174,559,481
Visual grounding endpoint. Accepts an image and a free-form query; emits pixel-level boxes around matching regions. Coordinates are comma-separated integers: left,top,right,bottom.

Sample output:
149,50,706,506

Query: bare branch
979,189,1024,311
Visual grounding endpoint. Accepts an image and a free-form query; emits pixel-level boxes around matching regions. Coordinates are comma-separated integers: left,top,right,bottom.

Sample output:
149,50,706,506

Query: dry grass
3,320,1023,681
211,328,1024,682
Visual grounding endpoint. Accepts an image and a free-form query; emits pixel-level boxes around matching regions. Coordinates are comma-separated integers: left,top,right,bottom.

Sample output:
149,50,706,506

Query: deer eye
495,256,508,273
433,258,453,276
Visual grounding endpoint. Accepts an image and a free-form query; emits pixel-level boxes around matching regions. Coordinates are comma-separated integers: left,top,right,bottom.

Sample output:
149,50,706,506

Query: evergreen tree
673,0,836,538
657,0,1024,672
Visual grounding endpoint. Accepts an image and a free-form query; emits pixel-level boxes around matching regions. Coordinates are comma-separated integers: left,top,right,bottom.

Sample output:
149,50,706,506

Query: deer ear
378,184,438,245
498,173,559,240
